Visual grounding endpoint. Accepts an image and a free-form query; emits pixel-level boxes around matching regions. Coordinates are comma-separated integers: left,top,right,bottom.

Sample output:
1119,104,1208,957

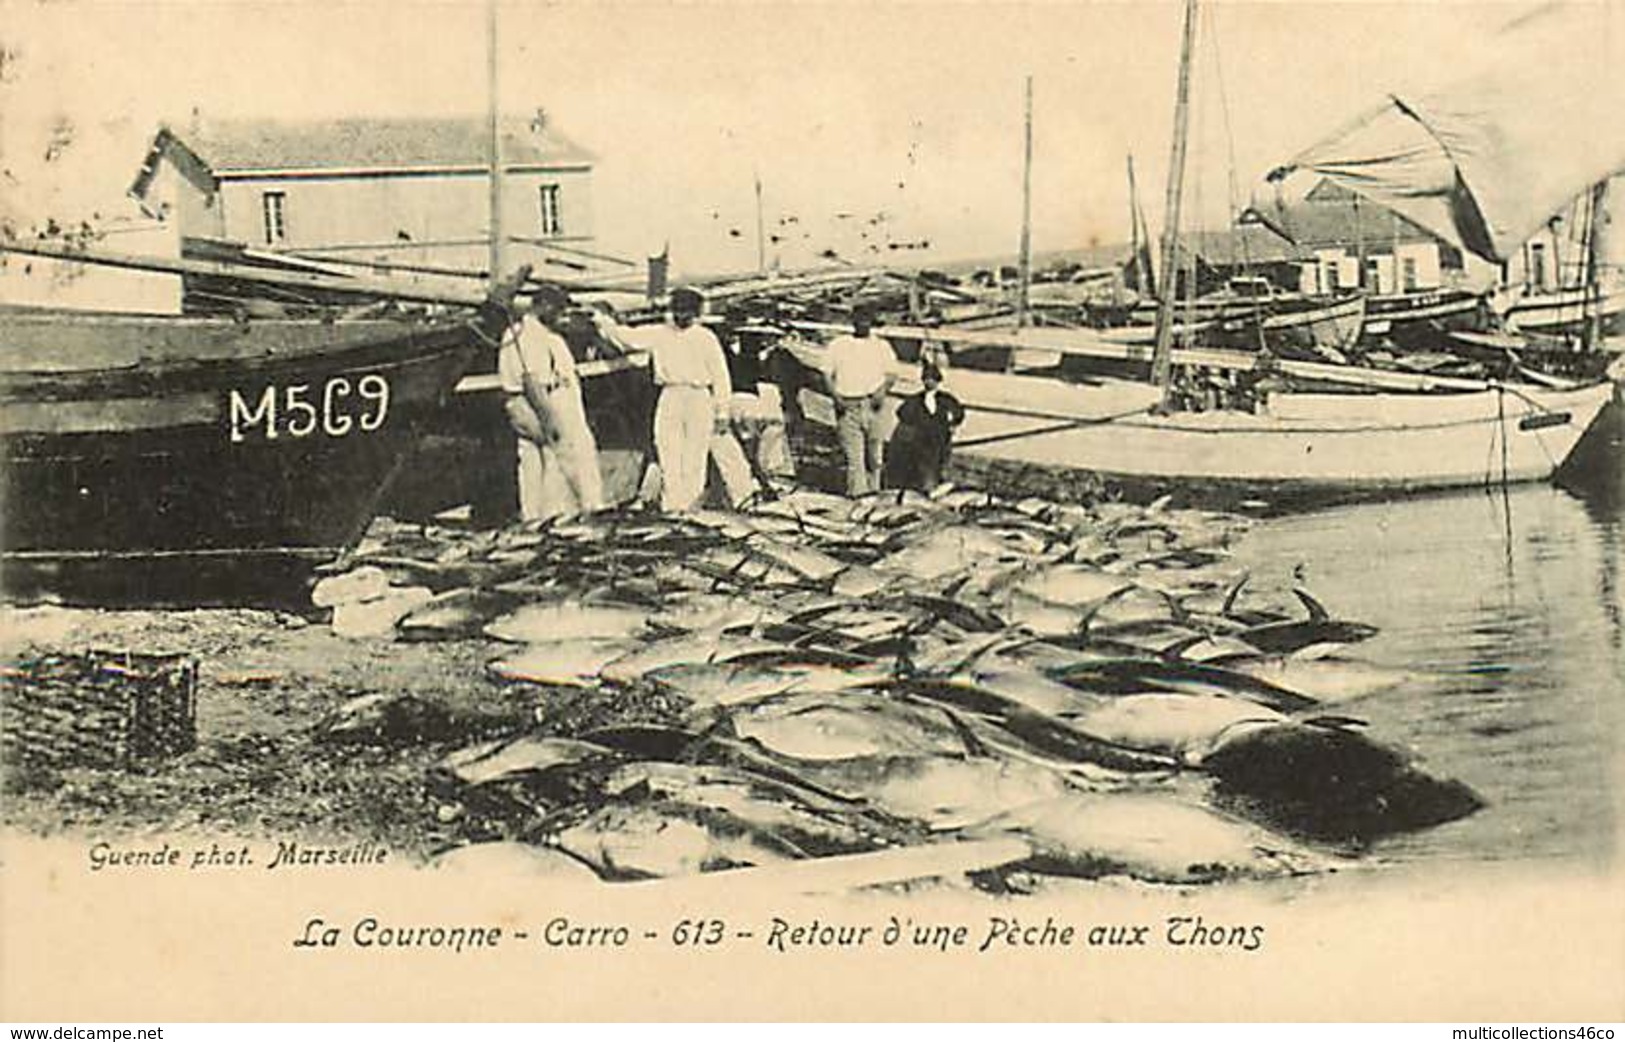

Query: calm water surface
1232,463,1624,869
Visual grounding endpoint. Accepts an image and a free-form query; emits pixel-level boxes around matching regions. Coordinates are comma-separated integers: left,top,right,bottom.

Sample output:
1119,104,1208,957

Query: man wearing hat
596,287,754,512
498,285,605,520
823,303,898,496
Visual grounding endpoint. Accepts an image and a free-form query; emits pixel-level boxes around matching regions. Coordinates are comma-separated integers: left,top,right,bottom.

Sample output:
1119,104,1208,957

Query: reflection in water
1235,483,1623,868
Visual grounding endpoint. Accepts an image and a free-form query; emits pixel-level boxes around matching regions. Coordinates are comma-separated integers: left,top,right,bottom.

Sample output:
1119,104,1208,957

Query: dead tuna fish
820,755,1073,831
1216,654,1428,705
437,735,619,787
484,601,651,644
893,678,1179,775
1067,693,1288,765
599,633,786,685
430,841,604,881
648,593,769,633
554,803,794,879
1237,589,1379,655
396,587,530,642
970,791,1326,884
727,691,969,762
1047,657,1320,714
876,526,1021,580
605,762,882,855
745,534,847,582
487,639,644,685
1200,720,1485,844
1009,565,1134,608
651,661,808,708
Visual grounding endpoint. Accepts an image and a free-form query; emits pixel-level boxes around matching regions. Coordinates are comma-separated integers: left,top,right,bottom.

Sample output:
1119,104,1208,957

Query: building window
538,184,562,236
1322,261,1340,293
261,191,287,245
1401,256,1419,292
1365,257,1382,292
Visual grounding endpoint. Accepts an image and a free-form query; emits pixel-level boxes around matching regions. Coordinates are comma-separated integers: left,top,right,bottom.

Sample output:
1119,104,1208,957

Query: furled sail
1267,3,1625,264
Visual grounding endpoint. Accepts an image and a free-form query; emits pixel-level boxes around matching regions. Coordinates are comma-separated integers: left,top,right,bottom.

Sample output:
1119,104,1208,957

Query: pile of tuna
313,487,1483,890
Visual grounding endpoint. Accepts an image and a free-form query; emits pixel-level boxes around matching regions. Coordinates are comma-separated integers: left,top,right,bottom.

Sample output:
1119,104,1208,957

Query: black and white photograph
1,0,1621,1024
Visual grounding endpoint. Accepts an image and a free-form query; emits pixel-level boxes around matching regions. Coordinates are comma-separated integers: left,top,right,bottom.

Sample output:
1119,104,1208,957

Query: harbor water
1233,469,1624,870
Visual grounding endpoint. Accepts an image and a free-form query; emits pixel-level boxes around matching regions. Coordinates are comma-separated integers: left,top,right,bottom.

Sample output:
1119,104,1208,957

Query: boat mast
754,170,766,274
1127,153,1155,298
1017,74,1034,329
486,0,503,292
1151,0,1199,400
1582,179,1607,351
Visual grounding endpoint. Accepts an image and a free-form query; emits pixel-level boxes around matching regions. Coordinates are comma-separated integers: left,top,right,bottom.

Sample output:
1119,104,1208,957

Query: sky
0,0,1553,277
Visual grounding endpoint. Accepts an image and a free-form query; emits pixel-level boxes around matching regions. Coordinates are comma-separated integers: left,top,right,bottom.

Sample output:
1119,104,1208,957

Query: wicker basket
1,650,198,770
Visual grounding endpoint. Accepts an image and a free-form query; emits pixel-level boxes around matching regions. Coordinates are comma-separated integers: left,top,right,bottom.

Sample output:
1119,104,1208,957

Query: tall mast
486,0,503,291
1151,0,1199,400
1583,180,1607,351
754,170,766,274
1017,74,1034,329
1127,153,1154,296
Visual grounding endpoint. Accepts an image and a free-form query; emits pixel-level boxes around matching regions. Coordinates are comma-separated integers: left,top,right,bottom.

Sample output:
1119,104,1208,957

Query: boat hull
1,312,481,605
1503,284,1625,337
795,364,1616,504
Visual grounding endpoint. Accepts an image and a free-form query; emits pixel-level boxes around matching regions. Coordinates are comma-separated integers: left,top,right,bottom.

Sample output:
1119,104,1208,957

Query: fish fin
1077,583,1136,634
939,707,992,759
1159,633,1209,661
1221,572,1250,617
1302,714,1367,730
1147,493,1174,514
1293,587,1330,622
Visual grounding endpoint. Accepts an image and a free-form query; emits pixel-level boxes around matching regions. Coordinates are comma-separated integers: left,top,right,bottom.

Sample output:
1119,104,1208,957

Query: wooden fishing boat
1365,287,1485,342
778,325,1617,503
1501,280,1625,339
0,284,517,605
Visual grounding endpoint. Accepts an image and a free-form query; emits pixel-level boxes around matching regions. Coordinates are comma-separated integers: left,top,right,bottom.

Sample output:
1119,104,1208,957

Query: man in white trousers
498,286,606,521
597,287,754,512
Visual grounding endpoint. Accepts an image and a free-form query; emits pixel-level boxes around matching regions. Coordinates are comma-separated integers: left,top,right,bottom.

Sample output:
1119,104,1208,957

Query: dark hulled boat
0,287,515,606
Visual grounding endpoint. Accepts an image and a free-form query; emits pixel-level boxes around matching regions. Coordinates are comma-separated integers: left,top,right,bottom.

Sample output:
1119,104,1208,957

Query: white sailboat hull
1503,283,1625,336
800,366,1615,496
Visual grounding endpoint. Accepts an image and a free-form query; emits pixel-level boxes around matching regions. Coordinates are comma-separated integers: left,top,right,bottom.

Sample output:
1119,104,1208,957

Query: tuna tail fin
1222,572,1251,617
1293,587,1330,623
939,707,992,759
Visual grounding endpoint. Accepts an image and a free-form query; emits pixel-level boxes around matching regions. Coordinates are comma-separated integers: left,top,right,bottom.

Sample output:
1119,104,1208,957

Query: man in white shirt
595,287,754,512
498,286,605,520
823,303,897,495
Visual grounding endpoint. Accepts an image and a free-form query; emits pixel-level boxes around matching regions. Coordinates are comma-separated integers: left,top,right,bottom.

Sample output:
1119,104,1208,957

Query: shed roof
1175,224,1308,265
177,115,594,175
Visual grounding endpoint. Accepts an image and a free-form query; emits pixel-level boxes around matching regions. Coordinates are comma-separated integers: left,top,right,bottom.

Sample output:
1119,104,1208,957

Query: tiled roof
1175,224,1308,265
178,115,594,174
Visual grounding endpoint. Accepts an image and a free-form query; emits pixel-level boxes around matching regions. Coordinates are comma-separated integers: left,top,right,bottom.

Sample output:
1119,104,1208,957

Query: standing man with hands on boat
499,285,606,521
824,302,898,496
594,287,755,512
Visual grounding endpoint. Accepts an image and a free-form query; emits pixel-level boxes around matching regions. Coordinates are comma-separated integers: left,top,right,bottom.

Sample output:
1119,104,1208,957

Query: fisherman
883,360,965,491
498,285,606,521
723,317,797,488
824,302,897,496
595,287,754,512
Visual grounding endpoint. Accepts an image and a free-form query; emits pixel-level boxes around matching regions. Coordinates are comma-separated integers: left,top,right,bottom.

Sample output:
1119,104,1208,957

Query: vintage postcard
2,0,1622,1023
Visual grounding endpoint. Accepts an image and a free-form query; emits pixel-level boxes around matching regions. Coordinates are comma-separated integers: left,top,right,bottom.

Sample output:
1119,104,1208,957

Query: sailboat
778,0,1618,505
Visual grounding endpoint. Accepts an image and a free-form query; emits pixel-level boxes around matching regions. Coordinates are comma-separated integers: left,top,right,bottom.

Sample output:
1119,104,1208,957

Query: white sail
1267,3,1625,264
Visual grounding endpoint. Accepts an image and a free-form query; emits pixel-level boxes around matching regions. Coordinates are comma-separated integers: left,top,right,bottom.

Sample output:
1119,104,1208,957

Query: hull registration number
229,374,391,443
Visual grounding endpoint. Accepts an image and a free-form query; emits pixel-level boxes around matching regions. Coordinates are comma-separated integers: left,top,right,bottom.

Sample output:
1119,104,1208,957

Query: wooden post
754,171,766,274
486,0,503,291
1151,0,1199,402
1017,75,1034,329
